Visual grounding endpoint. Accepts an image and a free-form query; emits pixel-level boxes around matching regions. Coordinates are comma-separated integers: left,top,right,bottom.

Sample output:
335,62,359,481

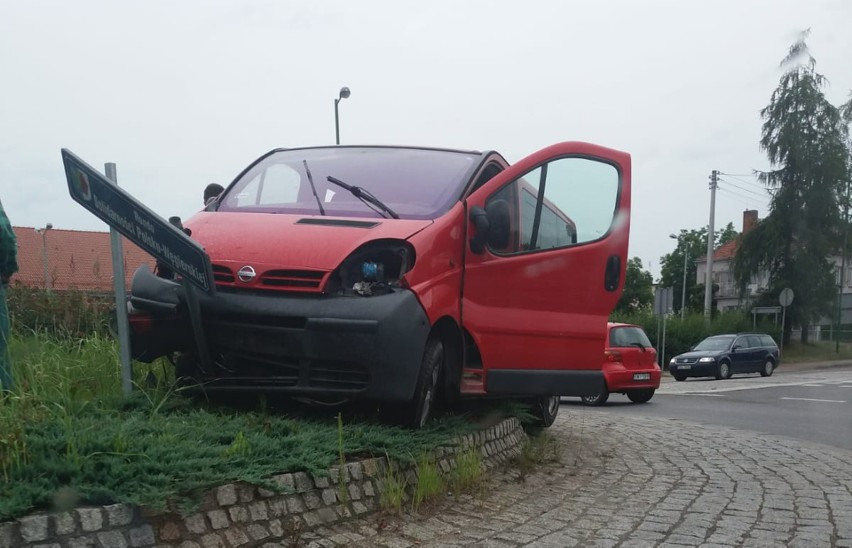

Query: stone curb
0,417,526,548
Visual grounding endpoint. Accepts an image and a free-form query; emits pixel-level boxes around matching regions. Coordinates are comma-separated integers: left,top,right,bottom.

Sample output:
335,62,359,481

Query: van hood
185,212,431,270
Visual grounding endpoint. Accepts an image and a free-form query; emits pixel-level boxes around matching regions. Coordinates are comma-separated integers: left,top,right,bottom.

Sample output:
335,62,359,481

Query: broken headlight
329,239,415,296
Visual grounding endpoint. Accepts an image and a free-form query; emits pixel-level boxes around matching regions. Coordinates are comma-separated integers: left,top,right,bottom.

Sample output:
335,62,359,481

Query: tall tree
614,257,653,314
659,223,737,315
733,32,850,343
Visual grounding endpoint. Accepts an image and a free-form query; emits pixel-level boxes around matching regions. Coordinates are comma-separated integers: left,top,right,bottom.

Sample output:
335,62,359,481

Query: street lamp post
334,86,351,145
670,234,688,319
37,223,53,292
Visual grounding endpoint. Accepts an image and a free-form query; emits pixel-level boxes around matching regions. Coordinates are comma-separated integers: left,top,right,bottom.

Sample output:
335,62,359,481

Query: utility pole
703,170,718,322
838,177,850,353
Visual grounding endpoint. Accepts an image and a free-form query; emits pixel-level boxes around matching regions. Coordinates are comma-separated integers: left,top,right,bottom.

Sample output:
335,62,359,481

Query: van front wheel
404,337,444,429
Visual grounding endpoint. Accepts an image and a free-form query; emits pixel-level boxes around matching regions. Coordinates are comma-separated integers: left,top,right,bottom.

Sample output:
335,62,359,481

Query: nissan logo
237,266,257,283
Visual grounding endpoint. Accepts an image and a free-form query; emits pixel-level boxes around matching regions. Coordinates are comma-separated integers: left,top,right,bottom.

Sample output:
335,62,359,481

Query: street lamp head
338,87,351,100
669,233,678,240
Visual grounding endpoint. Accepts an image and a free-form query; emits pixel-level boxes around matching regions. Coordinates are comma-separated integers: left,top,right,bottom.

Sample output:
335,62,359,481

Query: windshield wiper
303,160,326,216
326,176,399,219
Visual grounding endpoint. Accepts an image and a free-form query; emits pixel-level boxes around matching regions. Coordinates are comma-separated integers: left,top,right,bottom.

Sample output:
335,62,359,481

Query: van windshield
217,147,480,220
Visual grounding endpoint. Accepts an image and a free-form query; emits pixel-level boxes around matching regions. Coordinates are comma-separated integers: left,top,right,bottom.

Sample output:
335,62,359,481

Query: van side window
483,157,617,255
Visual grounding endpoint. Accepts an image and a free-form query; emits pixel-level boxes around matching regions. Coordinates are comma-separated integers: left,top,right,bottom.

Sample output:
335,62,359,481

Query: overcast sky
1,0,850,279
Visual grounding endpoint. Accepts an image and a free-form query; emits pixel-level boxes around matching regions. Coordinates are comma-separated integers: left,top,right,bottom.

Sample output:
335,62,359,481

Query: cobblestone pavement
273,408,852,547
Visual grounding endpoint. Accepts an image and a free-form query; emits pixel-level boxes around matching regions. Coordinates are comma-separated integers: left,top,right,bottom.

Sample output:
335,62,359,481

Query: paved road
571,367,852,450
288,400,852,547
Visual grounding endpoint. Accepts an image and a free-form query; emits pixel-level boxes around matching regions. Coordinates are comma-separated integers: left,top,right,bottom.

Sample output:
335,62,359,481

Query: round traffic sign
779,287,794,307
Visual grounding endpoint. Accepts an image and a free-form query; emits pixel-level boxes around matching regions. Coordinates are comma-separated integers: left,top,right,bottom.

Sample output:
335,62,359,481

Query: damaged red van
127,143,631,427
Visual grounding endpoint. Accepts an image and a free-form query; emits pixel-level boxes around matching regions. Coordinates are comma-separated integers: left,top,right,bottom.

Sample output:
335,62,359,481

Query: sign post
104,163,134,395
779,288,794,354
654,286,674,368
62,149,216,382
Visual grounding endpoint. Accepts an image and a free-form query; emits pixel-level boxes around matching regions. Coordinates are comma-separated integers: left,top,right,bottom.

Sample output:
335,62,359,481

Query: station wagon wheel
405,336,444,429
716,360,732,380
627,388,655,404
581,386,609,407
760,358,775,377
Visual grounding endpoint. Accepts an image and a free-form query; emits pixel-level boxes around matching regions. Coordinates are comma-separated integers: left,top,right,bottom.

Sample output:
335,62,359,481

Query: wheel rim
418,349,442,428
544,395,559,416
765,360,773,375
721,363,730,378
583,393,602,404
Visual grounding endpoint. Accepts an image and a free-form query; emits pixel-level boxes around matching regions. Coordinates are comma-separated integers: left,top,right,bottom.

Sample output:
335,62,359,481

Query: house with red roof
10,226,155,293
696,210,852,322
695,210,769,311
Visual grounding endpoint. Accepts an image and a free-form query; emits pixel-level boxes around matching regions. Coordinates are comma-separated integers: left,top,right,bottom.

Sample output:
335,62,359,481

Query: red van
127,143,631,427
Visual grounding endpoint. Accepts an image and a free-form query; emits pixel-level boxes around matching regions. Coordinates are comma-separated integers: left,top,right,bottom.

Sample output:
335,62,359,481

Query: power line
717,187,769,208
720,172,768,189
719,172,759,178
718,178,772,199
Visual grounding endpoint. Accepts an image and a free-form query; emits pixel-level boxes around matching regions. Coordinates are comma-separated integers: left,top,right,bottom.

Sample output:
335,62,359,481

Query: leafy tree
732,32,850,344
717,222,738,247
614,257,653,314
659,223,737,315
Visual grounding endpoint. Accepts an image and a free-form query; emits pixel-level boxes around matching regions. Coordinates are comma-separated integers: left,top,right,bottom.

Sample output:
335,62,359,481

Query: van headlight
330,239,415,296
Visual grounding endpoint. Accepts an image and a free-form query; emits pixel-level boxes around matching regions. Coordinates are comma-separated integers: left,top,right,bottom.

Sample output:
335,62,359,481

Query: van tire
531,395,560,427
404,336,444,429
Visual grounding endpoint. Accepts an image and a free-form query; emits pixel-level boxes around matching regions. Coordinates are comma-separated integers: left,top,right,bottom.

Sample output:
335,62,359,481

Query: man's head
204,183,224,205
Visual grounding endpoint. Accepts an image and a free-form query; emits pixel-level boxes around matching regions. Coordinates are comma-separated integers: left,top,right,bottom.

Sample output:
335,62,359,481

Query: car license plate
678,365,691,370
633,373,651,381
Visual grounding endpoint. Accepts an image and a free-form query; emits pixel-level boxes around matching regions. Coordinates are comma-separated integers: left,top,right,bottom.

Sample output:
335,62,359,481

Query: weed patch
378,457,408,512
511,431,561,481
411,455,443,512
449,447,484,496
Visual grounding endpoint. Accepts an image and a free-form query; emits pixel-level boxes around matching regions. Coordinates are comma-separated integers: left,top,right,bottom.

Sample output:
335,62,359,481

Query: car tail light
605,350,623,363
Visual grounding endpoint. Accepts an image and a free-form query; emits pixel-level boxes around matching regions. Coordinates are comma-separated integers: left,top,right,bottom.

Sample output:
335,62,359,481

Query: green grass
0,331,484,521
411,454,443,512
378,457,408,512
449,447,484,496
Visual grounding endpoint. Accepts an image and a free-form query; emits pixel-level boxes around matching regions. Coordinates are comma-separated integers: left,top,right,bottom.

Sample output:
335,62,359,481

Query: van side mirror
469,200,511,254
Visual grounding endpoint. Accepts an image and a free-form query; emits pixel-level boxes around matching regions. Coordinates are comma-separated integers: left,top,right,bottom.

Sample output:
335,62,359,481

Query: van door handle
604,255,621,292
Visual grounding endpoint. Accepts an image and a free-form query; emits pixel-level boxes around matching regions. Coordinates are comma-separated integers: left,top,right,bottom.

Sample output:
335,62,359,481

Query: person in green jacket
0,198,17,391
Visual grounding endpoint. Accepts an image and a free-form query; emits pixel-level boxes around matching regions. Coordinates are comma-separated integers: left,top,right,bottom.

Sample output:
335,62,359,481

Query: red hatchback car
580,322,661,406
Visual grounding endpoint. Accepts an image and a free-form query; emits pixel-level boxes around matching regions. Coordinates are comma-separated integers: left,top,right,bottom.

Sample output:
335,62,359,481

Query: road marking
802,384,824,387
676,393,727,397
780,397,846,403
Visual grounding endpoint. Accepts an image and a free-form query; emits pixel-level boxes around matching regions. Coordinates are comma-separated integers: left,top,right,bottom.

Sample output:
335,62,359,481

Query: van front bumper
128,269,431,402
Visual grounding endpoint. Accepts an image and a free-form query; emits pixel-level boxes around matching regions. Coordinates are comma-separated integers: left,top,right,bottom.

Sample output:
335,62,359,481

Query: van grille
212,264,235,283
261,269,325,290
